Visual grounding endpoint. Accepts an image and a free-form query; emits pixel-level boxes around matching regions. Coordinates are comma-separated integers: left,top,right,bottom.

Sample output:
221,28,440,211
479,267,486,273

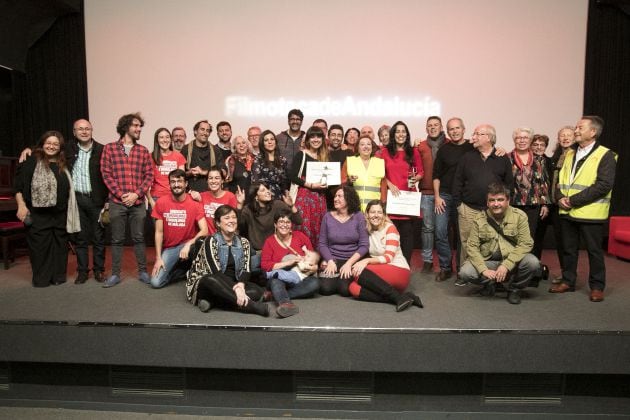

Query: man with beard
276,109,305,170
149,169,208,289
215,121,233,161
458,182,541,304
171,127,187,151
184,120,225,192
101,113,154,287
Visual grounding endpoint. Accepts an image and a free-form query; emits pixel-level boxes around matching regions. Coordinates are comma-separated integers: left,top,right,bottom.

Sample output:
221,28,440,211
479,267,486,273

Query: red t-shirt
151,194,205,249
200,191,238,235
381,148,424,219
151,151,187,199
260,230,313,272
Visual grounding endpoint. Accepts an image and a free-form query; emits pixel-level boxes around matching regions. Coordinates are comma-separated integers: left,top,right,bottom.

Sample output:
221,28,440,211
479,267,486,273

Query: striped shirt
72,145,92,193
368,223,409,270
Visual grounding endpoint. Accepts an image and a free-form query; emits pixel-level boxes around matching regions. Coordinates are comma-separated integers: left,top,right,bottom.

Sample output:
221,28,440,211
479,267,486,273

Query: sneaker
94,271,105,282
198,299,212,313
421,262,433,273
454,276,469,287
276,302,299,318
138,271,151,284
102,275,121,288
74,272,89,285
507,290,522,304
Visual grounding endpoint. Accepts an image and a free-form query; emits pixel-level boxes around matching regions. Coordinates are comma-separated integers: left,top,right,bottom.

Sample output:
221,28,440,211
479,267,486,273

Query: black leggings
319,259,351,296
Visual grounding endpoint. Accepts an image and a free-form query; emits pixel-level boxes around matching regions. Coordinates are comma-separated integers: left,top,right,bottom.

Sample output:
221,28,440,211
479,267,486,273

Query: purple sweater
318,212,369,261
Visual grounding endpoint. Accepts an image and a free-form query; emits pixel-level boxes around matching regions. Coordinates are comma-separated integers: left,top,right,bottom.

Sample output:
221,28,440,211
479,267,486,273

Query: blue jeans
269,275,319,304
420,194,435,263
434,193,454,271
151,243,186,288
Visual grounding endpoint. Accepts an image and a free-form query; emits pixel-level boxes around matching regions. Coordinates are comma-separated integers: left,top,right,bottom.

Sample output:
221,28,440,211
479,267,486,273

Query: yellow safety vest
347,156,385,210
558,145,615,220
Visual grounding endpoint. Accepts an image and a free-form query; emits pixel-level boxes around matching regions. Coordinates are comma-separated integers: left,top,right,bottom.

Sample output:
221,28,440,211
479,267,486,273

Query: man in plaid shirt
101,113,154,287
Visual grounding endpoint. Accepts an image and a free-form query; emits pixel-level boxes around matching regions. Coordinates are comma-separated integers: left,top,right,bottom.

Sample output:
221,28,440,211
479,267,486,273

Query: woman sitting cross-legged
318,185,369,296
260,209,320,318
185,204,269,317
349,200,423,311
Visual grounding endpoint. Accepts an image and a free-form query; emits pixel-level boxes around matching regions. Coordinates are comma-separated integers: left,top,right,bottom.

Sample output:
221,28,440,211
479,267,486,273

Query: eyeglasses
473,132,489,137
276,220,292,226
514,136,531,141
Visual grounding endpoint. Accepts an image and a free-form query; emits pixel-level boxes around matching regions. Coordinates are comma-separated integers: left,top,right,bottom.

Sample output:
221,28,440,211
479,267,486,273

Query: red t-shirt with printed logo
151,151,187,199
152,194,205,249
200,191,238,235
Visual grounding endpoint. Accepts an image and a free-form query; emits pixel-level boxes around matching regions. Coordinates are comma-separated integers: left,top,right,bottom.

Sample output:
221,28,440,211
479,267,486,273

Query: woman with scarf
224,135,255,195
509,128,551,237
15,131,80,287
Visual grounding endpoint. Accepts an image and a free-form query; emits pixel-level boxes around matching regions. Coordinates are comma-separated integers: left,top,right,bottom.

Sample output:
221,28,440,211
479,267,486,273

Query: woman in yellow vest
341,136,387,211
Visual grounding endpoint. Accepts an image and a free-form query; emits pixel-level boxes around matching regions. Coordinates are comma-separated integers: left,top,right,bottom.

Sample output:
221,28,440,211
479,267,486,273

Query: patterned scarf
31,159,57,207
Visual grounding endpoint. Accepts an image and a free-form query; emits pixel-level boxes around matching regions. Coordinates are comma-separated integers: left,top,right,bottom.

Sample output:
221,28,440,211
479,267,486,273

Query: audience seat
608,216,630,260
0,221,26,269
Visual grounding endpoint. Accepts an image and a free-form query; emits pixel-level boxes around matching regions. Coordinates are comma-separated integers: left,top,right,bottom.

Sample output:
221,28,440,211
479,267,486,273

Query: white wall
85,0,588,152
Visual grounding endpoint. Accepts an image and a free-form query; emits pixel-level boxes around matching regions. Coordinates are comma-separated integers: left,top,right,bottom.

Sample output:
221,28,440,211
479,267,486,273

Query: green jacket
466,206,533,274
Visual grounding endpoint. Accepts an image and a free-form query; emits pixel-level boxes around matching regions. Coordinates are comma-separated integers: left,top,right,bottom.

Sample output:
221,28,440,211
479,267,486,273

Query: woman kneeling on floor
349,200,423,311
186,204,269,317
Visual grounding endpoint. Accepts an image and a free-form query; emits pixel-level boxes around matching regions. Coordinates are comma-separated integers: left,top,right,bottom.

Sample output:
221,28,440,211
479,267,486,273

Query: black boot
405,292,424,308
395,293,414,312
358,270,412,311
242,300,270,317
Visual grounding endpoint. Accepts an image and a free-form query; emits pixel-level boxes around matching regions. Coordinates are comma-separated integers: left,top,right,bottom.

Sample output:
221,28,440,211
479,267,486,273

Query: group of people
14,109,616,318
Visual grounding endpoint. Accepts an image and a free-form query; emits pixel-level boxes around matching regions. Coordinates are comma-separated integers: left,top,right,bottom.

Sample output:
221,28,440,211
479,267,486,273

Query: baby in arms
266,248,320,284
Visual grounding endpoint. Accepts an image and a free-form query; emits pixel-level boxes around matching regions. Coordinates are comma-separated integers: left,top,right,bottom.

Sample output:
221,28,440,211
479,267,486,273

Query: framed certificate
305,161,341,186
386,190,422,217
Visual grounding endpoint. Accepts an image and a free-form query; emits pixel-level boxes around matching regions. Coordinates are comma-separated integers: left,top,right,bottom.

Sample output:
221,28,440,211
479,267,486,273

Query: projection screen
85,0,588,151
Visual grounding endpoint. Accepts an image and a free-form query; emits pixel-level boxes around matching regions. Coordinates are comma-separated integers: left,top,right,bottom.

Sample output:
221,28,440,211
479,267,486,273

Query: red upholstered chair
608,216,630,260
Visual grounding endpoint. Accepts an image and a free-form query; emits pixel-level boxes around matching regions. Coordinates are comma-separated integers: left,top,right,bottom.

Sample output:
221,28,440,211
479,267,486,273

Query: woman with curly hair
318,185,369,295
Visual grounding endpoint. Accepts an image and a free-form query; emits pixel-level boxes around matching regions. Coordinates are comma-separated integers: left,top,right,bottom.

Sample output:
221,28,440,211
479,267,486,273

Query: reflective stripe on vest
347,156,384,210
558,145,614,220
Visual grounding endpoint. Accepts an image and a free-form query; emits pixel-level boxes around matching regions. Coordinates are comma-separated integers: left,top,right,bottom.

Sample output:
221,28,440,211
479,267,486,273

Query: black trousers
533,205,564,270
559,217,605,291
196,272,264,309
74,193,105,274
28,208,68,287
391,218,415,264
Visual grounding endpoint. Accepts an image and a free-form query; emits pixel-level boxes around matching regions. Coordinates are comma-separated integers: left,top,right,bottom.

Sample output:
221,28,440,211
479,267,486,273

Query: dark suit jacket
66,138,108,206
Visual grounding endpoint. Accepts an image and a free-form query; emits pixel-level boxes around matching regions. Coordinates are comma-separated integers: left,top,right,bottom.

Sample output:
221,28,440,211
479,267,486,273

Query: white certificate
386,190,422,217
305,161,341,186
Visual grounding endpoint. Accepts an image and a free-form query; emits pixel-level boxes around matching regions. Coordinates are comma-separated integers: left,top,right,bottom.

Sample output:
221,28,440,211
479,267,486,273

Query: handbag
289,152,306,202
